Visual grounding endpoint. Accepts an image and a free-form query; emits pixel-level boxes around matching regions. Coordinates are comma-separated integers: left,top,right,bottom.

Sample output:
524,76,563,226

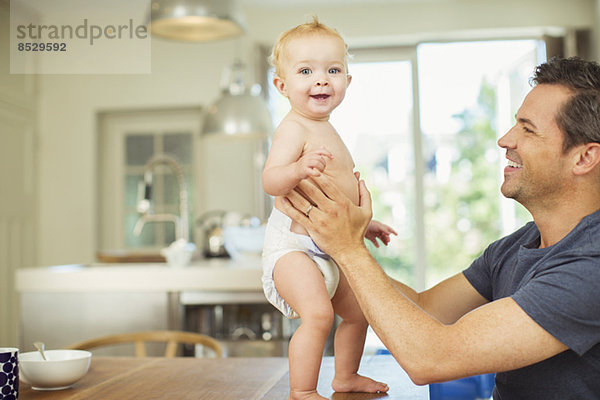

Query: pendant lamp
150,0,244,42
202,60,273,137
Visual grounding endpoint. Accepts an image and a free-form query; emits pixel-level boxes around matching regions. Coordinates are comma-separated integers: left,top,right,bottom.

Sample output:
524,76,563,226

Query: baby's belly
274,170,359,236
326,169,360,206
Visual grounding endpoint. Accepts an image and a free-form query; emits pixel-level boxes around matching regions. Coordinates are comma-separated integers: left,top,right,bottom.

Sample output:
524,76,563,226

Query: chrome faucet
133,154,190,242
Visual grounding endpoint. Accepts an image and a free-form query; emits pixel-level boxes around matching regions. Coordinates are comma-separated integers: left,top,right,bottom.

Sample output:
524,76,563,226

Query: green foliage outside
425,80,501,282
366,79,530,286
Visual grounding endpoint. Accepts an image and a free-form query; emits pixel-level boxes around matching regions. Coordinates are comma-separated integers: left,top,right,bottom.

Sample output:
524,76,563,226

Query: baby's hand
365,220,397,248
295,147,333,179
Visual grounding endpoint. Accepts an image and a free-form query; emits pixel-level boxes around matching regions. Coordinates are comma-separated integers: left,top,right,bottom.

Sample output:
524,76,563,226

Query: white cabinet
15,261,275,355
20,292,169,355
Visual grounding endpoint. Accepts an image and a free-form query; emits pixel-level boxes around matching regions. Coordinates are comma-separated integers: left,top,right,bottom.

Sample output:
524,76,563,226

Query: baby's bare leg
331,271,389,394
274,252,334,400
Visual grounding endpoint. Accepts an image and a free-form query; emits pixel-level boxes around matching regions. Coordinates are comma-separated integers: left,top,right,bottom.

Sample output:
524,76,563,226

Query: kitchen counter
15,257,263,293
16,257,271,352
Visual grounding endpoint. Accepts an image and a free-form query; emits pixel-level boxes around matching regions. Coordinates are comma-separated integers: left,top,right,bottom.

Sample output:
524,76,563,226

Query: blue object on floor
375,348,391,355
429,373,495,400
375,348,494,400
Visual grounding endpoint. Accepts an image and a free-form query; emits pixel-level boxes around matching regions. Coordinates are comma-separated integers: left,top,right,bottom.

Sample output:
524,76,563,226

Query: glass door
330,47,423,288
417,40,544,285
266,39,545,291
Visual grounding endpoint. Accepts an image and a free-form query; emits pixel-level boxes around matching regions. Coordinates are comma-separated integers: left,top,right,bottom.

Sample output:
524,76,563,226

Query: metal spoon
33,341,47,361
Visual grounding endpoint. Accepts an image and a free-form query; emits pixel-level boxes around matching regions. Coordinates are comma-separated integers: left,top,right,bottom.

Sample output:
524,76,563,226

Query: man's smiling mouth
507,160,523,168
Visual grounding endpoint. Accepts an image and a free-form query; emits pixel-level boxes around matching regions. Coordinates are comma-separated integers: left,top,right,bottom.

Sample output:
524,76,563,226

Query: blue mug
0,348,18,400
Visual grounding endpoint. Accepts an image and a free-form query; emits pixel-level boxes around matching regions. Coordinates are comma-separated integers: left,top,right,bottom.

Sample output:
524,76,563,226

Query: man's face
497,84,575,208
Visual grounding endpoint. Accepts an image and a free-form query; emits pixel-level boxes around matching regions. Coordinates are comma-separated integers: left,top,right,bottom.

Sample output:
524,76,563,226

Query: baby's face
274,34,351,121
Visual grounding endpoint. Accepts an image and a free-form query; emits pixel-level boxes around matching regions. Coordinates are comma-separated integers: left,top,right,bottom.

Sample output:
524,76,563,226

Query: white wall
1,0,39,346
37,39,243,265
37,0,596,265
245,0,594,46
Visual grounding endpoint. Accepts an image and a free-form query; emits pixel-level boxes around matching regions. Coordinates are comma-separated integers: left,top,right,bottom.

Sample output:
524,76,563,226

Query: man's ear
273,75,287,97
573,142,600,175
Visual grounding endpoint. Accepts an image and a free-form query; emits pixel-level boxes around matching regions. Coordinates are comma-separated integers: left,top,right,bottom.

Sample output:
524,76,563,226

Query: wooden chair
66,330,223,358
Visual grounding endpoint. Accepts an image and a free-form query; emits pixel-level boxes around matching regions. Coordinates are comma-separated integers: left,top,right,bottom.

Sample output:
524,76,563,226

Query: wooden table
20,355,429,400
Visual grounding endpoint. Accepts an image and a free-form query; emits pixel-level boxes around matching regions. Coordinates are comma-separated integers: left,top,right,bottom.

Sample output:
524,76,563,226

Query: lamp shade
150,0,244,42
203,91,273,136
202,62,273,136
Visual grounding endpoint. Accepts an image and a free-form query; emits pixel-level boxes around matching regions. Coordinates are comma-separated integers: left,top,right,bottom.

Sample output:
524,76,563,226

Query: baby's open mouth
311,94,330,100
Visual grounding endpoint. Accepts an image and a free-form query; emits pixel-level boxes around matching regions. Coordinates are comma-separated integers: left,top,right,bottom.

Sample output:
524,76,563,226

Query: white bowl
19,349,91,390
160,239,196,267
223,225,265,259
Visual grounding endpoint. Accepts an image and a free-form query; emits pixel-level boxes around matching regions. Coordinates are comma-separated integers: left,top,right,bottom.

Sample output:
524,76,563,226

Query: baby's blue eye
300,68,311,75
329,68,341,74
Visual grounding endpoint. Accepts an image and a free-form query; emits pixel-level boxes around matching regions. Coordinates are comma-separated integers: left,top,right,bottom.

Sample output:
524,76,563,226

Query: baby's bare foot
332,374,389,393
289,389,328,400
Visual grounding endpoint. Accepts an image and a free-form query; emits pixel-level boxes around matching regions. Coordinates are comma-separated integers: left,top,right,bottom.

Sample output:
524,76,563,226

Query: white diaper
262,208,340,319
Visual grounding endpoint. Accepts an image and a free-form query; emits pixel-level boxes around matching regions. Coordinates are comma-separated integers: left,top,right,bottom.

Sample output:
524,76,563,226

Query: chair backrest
66,330,223,358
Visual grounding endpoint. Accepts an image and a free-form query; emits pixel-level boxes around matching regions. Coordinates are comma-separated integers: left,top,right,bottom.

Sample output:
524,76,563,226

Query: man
280,57,600,399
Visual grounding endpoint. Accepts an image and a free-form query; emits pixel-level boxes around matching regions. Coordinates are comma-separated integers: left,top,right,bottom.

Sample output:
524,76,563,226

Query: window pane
418,40,541,285
163,133,192,164
124,174,143,209
331,61,416,285
125,134,154,166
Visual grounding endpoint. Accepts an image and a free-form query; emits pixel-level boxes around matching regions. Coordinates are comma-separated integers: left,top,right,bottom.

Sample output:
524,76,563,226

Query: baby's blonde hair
269,16,349,77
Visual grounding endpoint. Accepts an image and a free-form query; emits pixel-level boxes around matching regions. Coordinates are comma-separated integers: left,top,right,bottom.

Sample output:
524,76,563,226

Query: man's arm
391,273,488,325
280,175,568,384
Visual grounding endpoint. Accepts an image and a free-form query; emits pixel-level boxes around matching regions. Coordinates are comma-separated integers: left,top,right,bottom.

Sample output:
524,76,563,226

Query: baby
261,17,396,400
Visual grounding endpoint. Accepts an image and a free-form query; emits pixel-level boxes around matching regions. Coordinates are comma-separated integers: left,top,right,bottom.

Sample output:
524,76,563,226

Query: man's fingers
280,197,310,226
285,188,313,211
296,177,333,205
308,174,348,203
358,179,373,211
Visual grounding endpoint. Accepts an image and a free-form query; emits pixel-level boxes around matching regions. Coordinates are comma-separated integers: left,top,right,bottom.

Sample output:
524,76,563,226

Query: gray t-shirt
463,209,600,399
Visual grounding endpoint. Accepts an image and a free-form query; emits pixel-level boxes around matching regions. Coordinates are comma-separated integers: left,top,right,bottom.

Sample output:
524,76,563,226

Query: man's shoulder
579,208,600,237
552,208,600,254
490,221,538,249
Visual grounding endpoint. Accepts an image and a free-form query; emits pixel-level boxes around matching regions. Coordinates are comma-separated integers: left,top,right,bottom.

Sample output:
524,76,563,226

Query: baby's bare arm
263,120,332,196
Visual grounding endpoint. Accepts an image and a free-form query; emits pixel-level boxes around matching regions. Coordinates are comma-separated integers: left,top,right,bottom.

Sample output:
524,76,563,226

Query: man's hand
280,174,373,259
